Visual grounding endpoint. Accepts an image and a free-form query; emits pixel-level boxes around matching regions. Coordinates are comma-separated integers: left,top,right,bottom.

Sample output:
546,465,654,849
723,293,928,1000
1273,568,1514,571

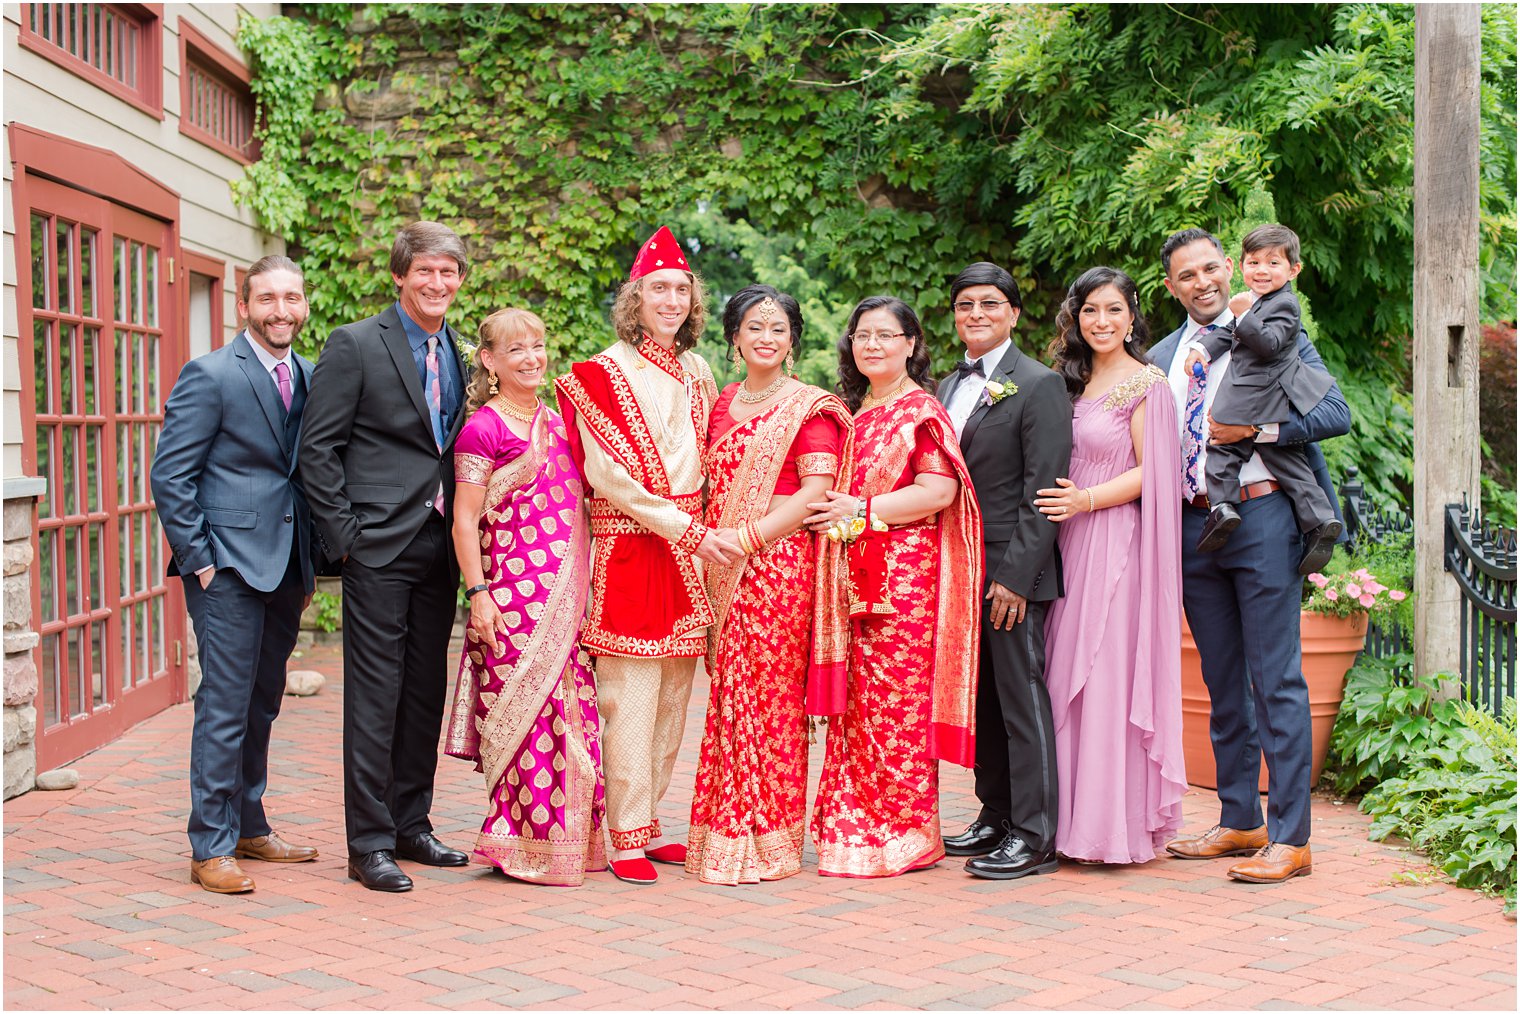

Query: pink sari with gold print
445,404,606,886
810,388,983,878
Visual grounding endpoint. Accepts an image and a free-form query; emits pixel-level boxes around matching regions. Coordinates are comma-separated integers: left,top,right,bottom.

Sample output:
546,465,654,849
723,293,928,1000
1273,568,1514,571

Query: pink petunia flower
1325,589,1339,601
1345,583,1362,597
1389,590,1407,601
1364,580,1385,594
1355,568,1373,581
1308,573,1330,587
1359,593,1376,608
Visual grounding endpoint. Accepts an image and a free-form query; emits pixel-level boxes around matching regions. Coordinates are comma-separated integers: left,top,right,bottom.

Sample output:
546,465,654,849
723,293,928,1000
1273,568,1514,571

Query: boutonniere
981,379,1017,406
455,336,478,363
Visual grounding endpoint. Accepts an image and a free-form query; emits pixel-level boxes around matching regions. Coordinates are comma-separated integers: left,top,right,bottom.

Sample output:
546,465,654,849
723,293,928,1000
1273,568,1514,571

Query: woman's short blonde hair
610,271,707,353
465,307,546,416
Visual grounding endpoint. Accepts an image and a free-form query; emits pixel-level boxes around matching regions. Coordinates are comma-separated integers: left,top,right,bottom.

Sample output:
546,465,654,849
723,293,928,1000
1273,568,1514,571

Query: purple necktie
1181,325,1214,500
274,361,292,412
425,337,445,516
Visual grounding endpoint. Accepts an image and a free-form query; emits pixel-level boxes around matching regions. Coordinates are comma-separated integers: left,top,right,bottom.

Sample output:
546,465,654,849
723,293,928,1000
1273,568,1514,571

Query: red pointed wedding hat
629,226,691,281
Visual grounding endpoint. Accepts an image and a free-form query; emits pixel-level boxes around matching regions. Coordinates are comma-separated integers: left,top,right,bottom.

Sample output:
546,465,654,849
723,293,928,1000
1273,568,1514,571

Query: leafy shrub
307,590,343,633
1325,654,1461,796
1363,698,1517,912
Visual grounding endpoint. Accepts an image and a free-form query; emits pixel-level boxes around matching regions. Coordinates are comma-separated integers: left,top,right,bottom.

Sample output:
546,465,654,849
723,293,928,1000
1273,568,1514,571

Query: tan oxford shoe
1228,842,1312,883
236,832,319,863
1165,823,1268,859
190,855,255,894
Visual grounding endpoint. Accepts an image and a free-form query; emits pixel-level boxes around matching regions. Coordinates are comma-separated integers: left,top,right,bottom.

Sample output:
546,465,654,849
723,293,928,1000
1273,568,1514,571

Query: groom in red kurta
555,228,742,884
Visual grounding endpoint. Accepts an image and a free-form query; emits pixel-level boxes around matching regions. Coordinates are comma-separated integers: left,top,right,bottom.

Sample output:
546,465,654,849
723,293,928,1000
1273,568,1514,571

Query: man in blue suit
152,256,319,894
1148,229,1350,884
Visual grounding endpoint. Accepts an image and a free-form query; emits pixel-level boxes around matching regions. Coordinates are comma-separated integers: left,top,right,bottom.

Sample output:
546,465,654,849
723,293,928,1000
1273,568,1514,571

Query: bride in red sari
686,285,853,885
806,296,983,878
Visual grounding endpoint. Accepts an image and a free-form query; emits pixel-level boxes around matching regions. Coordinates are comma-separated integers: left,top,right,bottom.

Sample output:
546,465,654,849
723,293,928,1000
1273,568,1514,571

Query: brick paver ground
4,642,1514,1010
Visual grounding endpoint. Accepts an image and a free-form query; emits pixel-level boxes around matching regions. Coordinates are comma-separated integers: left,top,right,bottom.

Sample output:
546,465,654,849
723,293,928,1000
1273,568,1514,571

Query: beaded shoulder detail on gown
1101,363,1168,412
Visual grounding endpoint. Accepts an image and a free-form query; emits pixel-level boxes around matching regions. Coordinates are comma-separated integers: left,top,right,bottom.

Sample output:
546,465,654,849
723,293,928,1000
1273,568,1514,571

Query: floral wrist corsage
981,379,1017,406
825,498,888,544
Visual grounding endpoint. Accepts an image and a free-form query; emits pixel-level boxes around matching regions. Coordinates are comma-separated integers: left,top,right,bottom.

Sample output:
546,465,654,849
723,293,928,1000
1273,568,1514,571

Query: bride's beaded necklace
735,373,788,404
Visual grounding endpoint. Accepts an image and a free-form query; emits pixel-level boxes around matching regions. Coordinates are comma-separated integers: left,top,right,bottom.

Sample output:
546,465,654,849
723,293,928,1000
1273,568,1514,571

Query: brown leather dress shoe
1228,842,1312,883
1165,823,1268,859
236,832,319,863
190,856,255,894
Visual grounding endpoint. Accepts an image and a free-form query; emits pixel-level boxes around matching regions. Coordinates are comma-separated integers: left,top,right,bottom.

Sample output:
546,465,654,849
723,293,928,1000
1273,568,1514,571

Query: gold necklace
860,373,912,412
494,394,539,423
735,373,788,404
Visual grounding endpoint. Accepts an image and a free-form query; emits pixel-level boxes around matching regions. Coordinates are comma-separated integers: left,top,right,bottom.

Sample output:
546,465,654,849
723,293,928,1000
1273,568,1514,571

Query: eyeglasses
848,331,908,346
953,298,1010,315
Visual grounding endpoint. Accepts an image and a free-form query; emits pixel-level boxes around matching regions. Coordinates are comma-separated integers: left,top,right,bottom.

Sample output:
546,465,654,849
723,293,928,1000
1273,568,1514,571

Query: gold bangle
1086,488,1096,513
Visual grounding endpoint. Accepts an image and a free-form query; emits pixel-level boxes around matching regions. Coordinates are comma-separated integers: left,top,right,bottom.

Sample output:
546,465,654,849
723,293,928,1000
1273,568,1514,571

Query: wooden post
1413,4,1482,689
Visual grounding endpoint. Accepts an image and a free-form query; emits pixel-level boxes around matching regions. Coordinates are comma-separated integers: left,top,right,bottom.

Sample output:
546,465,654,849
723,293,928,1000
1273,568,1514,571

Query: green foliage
306,590,343,633
1363,697,1517,911
1326,655,1518,911
1325,654,1462,795
233,3,1517,509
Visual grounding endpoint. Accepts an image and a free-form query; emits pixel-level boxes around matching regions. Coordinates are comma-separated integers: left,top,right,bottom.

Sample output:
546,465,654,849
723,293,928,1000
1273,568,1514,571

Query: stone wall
3,490,39,798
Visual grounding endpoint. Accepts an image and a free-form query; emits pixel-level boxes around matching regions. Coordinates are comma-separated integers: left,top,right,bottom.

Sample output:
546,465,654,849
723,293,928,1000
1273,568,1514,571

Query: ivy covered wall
236,3,1517,512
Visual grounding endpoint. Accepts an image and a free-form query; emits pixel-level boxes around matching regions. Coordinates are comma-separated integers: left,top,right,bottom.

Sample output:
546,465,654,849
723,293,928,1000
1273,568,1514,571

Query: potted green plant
1180,533,1414,791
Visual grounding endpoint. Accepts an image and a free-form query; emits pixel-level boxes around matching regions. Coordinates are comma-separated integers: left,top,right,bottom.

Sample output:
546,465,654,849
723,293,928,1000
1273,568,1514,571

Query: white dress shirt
946,337,1013,437
1164,312,1277,487
247,331,293,387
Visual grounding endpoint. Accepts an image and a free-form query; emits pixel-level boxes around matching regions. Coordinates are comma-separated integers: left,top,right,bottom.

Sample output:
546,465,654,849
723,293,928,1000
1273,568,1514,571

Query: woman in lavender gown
1034,267,1186,864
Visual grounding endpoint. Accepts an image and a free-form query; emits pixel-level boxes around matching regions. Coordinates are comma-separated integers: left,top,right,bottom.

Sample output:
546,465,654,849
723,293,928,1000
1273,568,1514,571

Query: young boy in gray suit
1194,224,1342,573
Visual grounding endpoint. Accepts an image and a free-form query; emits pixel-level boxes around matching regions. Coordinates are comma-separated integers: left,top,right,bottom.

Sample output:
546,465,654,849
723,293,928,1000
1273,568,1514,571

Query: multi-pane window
20,4,163,117
178,22,258,163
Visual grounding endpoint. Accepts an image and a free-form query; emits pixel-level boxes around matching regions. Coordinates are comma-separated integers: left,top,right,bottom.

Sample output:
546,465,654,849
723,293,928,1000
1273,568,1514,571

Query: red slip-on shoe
645,842,687,865
609,857,658,884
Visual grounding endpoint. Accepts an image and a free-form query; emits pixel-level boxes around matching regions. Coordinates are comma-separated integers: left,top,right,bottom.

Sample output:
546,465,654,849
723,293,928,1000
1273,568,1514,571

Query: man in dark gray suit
153,256,319,894
299,222,471,892
1149,229,1350,884
937,262,1073,880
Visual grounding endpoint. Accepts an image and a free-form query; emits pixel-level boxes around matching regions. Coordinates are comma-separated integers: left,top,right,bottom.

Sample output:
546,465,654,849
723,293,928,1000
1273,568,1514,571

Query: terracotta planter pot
1180,611,1368,792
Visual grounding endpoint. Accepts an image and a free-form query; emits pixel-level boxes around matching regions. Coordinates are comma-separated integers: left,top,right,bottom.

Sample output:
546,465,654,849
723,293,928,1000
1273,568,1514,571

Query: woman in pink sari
686,285,853,885
1034,267,1186,864
445,308,606,886
806,296,983,878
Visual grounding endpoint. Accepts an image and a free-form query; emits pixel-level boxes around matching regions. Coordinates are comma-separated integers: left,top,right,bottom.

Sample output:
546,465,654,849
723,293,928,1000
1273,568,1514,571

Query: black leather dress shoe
944,820,1006,857
965,834,1060,881
348,850,413,892
396,832,469,867
1297,519,1344,575
1195,503,1242,553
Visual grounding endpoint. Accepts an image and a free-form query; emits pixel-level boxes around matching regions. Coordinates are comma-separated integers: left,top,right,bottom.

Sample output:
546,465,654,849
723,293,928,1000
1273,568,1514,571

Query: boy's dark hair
1241,223,1301,265
1160,228,1225,275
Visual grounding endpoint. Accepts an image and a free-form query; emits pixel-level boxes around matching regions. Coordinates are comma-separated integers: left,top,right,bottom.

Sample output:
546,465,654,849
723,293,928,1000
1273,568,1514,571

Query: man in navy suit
152,256,319,894
1148,229,1350,883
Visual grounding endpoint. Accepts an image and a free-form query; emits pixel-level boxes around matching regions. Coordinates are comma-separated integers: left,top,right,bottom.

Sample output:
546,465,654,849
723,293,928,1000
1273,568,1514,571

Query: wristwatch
464,583,490,599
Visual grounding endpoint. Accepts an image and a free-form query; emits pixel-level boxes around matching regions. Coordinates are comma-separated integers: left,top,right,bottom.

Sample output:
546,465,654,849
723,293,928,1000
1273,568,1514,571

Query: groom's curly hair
610,271,708,354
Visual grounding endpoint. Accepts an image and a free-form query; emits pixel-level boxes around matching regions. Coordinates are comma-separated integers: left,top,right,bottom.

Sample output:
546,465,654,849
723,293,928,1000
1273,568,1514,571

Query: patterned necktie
1181,325,1214,500
425,336,445,516
273,361,292,412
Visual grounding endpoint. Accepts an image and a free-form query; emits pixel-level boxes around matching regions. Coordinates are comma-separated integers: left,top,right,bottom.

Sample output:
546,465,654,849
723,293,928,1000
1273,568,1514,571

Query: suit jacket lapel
233,333,289,453
937,371,960,407
283,356,313,475
379,306,435,441
960,346,1022,452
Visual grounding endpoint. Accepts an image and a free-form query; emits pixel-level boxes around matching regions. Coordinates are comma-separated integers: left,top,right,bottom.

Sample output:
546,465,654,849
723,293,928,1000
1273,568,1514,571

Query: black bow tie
954,359,986,378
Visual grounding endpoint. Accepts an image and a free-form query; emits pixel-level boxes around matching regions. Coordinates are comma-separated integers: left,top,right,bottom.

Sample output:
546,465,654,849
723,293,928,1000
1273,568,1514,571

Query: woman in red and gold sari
445,308,606,886
686,285,853,885
806,296,984,878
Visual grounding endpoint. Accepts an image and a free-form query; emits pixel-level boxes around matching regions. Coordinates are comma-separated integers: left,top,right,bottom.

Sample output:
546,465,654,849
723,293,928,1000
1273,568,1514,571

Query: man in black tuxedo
1148,228,1350,883
152,256,320,893
937,262,1073,879
299,222,472,892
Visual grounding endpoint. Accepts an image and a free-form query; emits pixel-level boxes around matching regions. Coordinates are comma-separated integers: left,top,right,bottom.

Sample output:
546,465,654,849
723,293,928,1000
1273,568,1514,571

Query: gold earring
784,349,795,375
729,345,741,366
1125,325,1134,343
488,372,499,395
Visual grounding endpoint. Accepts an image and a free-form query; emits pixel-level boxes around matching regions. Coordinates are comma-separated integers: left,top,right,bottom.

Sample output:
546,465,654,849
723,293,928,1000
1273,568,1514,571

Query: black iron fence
1339,469,1517,715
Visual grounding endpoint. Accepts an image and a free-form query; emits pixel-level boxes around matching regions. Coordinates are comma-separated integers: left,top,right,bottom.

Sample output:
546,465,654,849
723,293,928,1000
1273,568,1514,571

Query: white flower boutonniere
455,337,479,363
981,379,1017,407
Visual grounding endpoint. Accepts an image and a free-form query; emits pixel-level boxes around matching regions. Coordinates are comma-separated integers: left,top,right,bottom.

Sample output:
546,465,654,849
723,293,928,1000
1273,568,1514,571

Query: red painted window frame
180,247,226,352
18,3,165,120
176,19,258,164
